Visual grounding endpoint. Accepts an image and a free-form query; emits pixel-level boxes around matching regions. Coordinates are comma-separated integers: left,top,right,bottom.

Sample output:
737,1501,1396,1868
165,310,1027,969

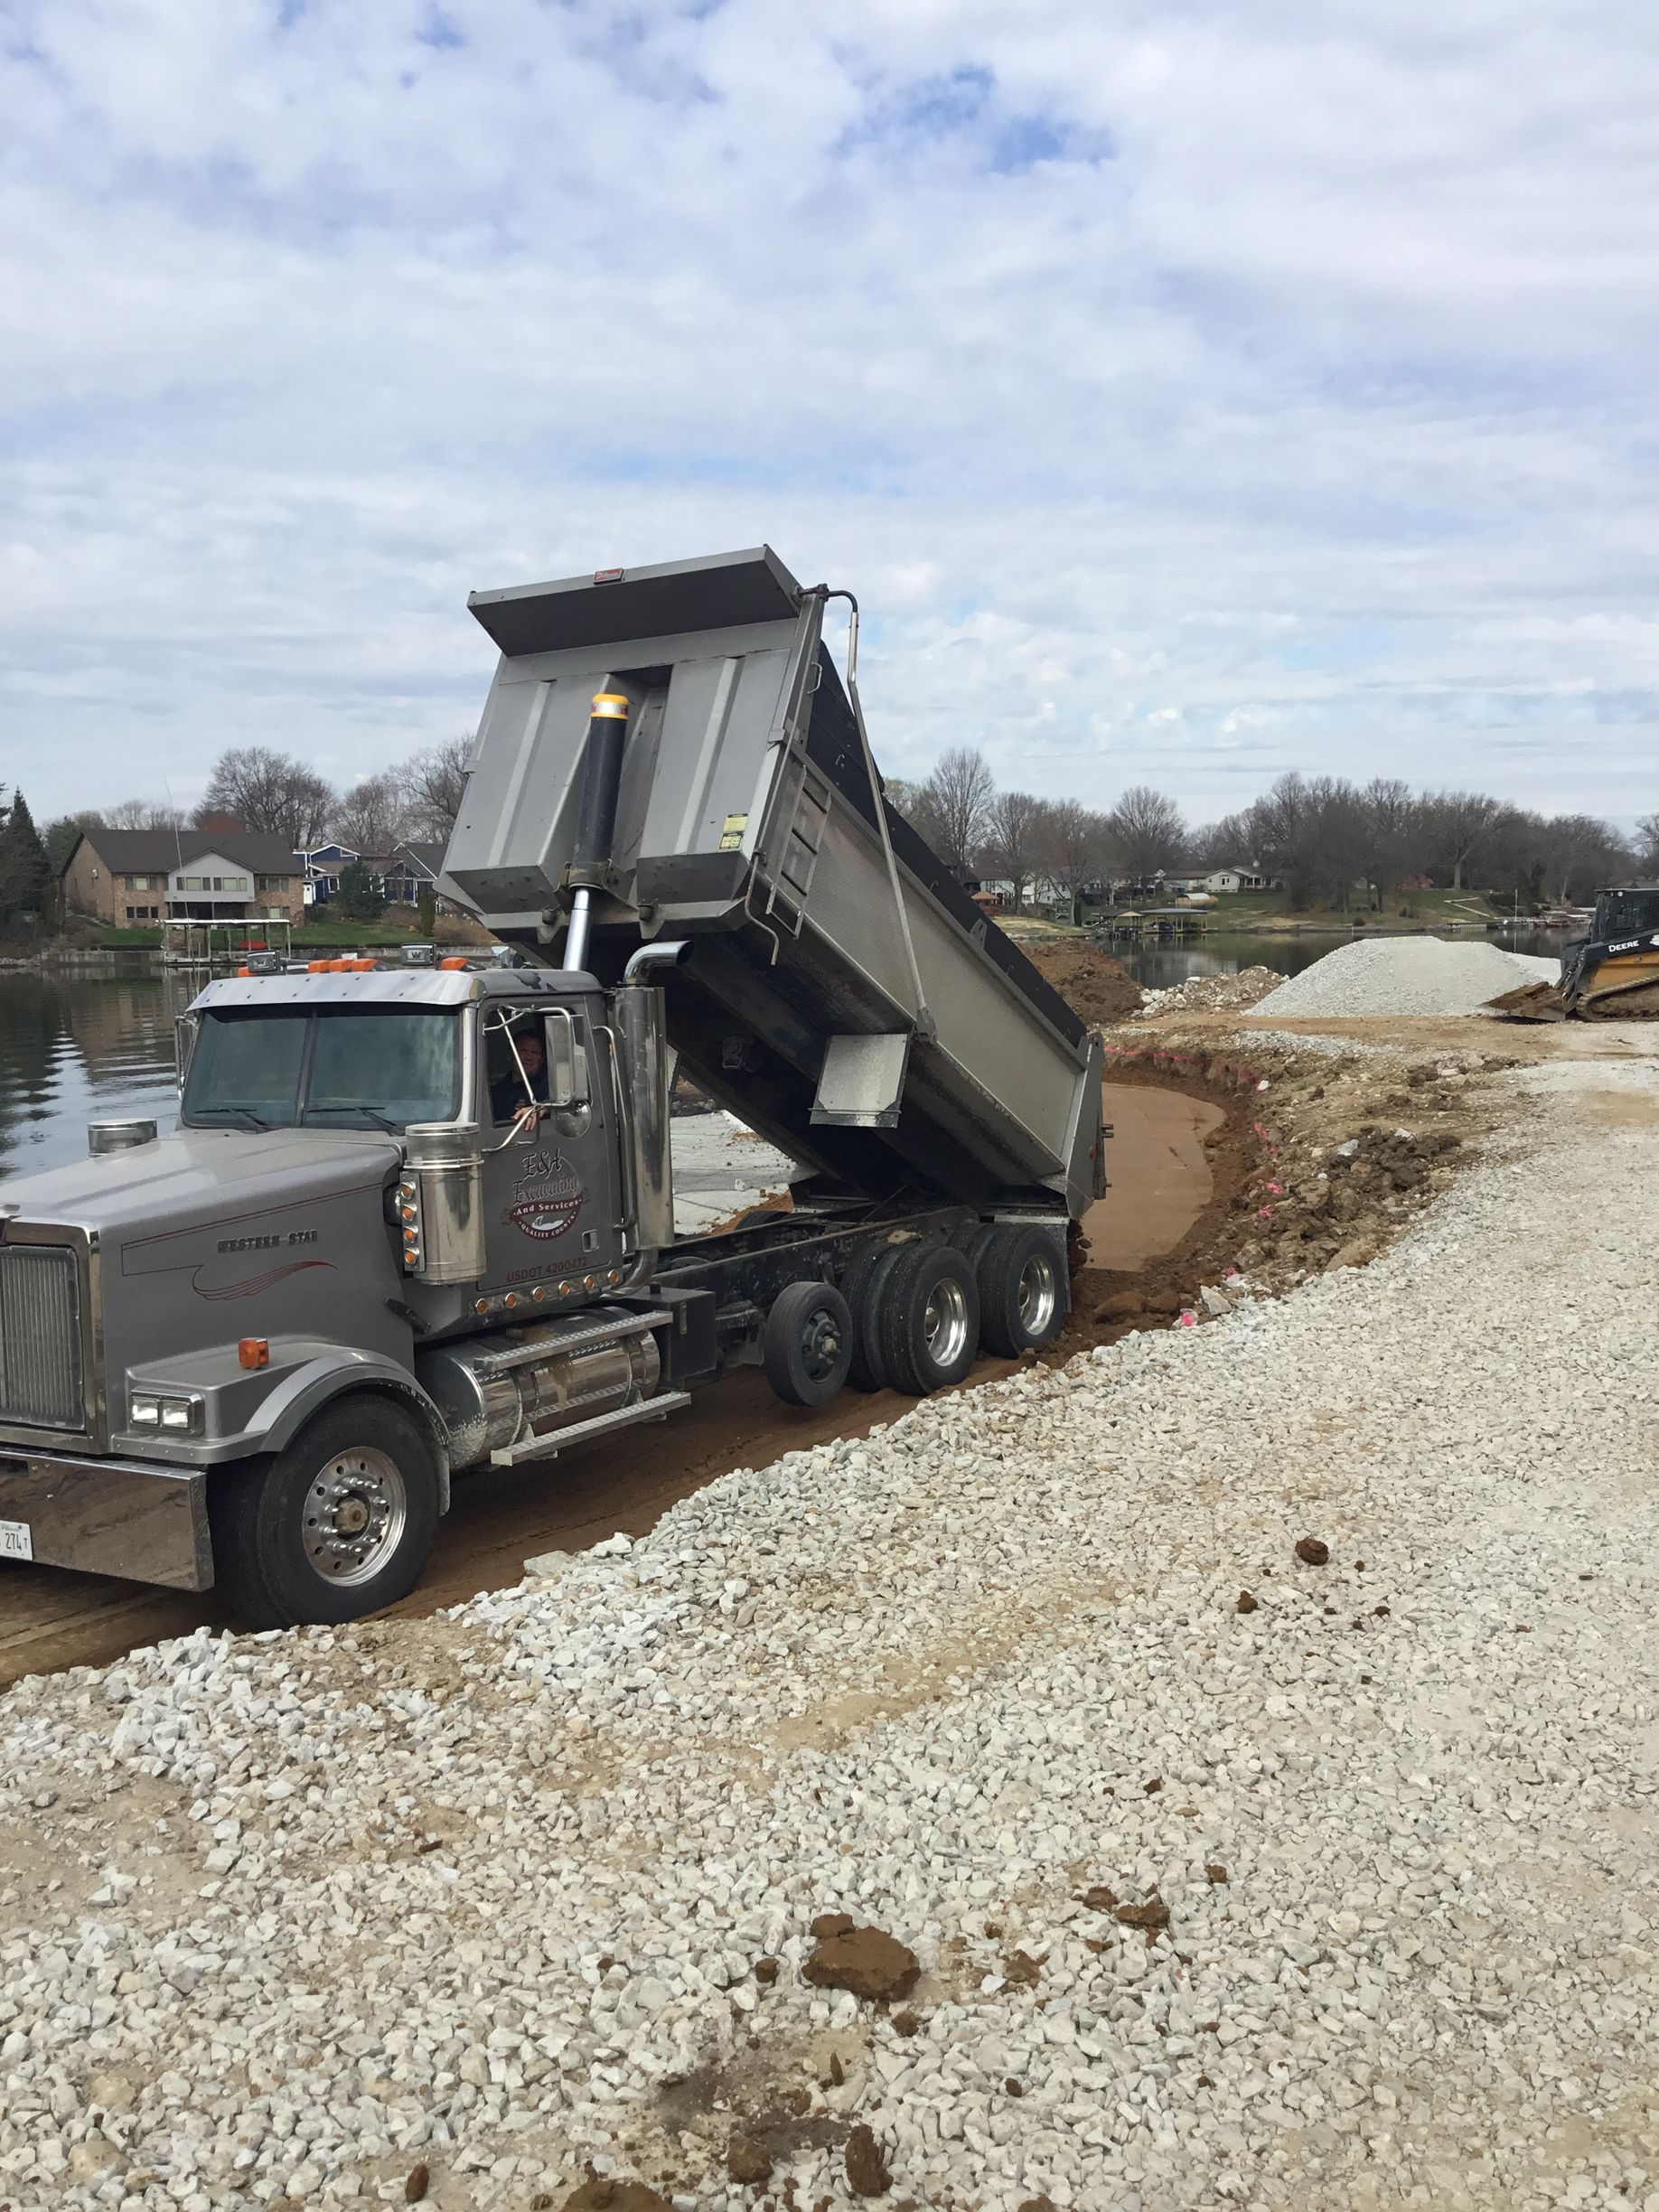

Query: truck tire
209,1395,441,1629
976,1223,1067,1356
877,1242,980,1396
763,1280,854,1407
840,1240,907,1392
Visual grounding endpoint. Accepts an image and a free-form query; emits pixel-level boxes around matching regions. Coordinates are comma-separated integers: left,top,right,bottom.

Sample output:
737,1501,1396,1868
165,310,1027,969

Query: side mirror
173,1012,200,1092
544,1008,589,1111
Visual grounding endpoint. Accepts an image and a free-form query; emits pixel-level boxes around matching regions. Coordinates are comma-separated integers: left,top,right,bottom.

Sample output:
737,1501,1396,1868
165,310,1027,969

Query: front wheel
209,1395,441,1629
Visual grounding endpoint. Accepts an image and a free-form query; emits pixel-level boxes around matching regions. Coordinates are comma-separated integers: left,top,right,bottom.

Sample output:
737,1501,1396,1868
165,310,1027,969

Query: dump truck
1489,886,1659,1020
0,548,1107,1626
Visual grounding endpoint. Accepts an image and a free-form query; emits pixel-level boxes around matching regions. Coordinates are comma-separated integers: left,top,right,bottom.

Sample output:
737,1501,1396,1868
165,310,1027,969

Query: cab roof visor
466,546,802,658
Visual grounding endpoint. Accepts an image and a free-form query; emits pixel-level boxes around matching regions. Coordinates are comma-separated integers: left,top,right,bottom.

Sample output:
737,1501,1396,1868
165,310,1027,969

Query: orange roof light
440,956,469,970
238,1337,269,1370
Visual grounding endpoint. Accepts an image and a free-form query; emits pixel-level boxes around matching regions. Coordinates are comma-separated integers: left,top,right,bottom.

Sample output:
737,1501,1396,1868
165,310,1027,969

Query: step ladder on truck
0,548,1108,1626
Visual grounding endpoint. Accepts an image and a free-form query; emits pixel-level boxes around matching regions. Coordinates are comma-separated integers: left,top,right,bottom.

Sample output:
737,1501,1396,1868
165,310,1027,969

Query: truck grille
0,1244,85,1430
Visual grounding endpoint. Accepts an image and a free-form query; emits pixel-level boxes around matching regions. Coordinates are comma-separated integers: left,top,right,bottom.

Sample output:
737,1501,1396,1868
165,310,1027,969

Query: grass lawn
1142,887,1499,932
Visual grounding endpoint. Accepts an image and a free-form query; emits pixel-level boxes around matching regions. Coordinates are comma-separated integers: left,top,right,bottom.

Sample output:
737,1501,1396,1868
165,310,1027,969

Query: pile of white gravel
1252,936,1557,1019
2,1057,1657,2212
1136,967,1284,1018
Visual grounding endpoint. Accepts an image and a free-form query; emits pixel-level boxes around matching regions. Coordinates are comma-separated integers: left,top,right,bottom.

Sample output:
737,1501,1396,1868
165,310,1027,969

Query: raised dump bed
446,547,1105,1220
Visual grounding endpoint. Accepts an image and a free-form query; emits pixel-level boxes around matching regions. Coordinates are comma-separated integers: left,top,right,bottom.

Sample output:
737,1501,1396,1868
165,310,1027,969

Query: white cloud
1,0,1655,827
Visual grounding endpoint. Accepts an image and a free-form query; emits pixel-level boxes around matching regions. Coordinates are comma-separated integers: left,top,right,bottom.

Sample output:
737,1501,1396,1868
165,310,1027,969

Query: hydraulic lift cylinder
564,689,631,971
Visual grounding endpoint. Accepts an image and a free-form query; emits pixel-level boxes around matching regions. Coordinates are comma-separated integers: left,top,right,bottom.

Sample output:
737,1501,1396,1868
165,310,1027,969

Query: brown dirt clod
1004,2076,1024,2096
561,2183,676,2212
1295,1537,1331,1566
892,2009,922,2037
405,2166,430,2205
1002,1949,1043,1987
801,1926,921,2003
1080,1885,1118,1911
1143,1777,1164,1795
1205,1863,1229,1885
1235,1589,1259,1614
754,1956,780,1984
727,2135,773,2187
1114,1900,1172,1932
844,2125,892,2198
1094,1290,1145,1322
1018,2197,1059,2212
810,1912,855,1939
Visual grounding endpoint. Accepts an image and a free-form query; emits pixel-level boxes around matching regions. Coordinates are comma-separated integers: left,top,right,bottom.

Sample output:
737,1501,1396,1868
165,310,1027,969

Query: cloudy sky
3,0,1656,830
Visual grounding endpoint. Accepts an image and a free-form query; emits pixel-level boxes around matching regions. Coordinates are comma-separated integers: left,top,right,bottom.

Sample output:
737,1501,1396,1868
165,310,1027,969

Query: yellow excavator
1490,886,1659,1020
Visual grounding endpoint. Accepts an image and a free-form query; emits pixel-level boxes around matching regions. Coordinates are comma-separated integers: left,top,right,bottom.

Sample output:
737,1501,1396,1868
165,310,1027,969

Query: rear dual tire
976,1223,1066,1358
876,1242,981,1394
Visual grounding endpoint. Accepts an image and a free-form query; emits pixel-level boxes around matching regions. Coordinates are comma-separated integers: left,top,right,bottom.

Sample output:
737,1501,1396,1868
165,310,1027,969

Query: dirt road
0,1081,1217,1687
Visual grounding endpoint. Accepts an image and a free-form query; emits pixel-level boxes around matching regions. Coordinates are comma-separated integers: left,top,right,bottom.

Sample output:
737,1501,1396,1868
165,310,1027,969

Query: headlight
128,1390,202,1436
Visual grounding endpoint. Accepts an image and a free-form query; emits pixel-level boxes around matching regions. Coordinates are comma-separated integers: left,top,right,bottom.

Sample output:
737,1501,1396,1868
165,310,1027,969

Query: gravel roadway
2,1045,1657,2212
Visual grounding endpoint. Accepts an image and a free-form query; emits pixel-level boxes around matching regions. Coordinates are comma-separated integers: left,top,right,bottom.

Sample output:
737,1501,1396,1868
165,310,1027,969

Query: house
61,830,304,928
295,842,360,906
382,841,452,909
296,839,455,910
1204,866,1268,895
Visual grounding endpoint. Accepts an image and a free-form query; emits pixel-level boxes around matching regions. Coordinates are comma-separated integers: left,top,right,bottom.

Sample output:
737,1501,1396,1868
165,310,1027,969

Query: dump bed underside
445,548,1104,1219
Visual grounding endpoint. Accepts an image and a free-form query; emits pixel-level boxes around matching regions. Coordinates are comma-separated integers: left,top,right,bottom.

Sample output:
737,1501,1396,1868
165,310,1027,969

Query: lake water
0,926,1570,1181
1109,924,1565,992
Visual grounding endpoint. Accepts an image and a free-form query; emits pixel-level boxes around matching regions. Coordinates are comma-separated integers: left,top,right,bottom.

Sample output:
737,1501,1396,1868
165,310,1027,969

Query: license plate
0,1519,33,1563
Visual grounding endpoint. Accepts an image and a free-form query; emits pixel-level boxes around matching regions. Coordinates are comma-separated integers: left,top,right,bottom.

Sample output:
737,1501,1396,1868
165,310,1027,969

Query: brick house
61,830,305,928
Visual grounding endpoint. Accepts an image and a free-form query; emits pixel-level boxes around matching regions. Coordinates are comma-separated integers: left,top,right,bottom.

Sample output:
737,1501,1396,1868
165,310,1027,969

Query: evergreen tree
334,857,386,923
0,792,52,923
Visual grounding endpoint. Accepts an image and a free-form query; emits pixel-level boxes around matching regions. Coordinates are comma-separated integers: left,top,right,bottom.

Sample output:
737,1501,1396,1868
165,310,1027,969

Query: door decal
506,1148,585,1240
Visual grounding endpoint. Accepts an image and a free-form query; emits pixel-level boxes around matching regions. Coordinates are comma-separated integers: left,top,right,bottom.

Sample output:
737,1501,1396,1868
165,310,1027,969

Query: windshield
1593,890,1659,941
183,1008,461,1130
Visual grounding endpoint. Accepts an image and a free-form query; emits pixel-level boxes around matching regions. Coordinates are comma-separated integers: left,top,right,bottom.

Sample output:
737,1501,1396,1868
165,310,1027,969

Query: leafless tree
1189,811,1252,872
332,771,413,856
1636,812,1659,877
1426,790,1501,892
918,745,995,877
1245,773,1369,912
1034,799,1109,923
202,747,335,848
1105,785,1186,878
104,798,187,830
979,789,1044,912
403,736,474,843
1537,813,1628,906
1357,777,1422,905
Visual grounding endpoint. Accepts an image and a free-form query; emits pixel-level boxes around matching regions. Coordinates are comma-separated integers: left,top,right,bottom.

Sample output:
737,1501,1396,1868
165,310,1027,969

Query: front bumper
0,1448,212,1591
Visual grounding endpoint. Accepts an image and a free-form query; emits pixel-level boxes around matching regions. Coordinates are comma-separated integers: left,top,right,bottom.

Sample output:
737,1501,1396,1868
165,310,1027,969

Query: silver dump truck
0,548,1106,1626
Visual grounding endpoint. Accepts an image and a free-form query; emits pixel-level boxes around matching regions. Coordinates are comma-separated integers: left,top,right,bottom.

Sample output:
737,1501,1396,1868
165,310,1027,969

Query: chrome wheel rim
1017,1253,1058,1338
304,1446,407,1586
923,1277,970,1368
798,1305,844,1383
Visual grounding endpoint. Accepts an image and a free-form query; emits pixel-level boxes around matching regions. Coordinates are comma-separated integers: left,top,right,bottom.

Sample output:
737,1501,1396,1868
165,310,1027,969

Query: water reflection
0,966,189,1179
1110,924,1566,993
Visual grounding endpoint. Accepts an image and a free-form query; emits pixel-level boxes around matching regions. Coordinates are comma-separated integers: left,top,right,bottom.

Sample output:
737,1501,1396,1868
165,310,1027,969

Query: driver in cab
492,1027,550,1126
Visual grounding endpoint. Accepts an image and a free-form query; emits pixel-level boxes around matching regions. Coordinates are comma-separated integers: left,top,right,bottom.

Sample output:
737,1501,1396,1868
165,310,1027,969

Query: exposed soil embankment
1023,937,1142,1024
1060,1029,1506,1358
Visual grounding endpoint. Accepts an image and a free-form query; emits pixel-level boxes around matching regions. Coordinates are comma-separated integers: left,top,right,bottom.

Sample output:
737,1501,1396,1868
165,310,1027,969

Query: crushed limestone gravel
1253,936,1557,1020
1,1059,1656,2212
